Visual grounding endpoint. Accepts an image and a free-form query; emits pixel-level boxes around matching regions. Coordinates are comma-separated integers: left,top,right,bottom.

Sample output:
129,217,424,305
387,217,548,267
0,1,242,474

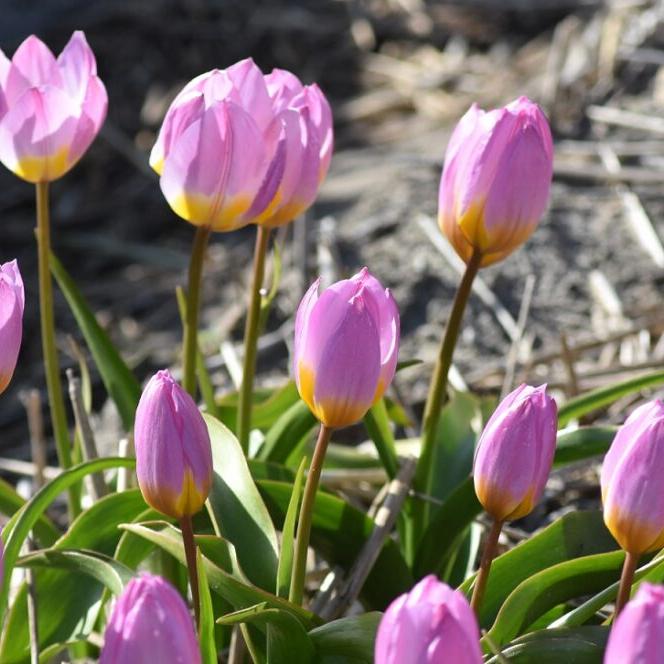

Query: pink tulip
375,575,483,664
473,384,557,521
0,32,107,183
604,583,664,663
100,573,201,664
294,268,399,429
0,260,24,394
601,401,664,555
150,58,333,231
134,370,212,519
438,97,553,267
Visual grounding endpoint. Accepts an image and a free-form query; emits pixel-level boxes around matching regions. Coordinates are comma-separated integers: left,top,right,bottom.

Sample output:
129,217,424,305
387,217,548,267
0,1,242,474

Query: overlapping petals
0,260,24,394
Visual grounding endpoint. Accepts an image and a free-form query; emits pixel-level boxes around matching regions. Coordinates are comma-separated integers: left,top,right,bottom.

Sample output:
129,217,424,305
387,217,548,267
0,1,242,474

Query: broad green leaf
258,480,412,609
50,251,142,430
553,427,617,466
248,459,296,483
309,613,381,664
258,399,317,464
558,370,664,427
197,550,217,664
205,414,279,590
459,511,619,629
38,641,89,664
363,400,399,479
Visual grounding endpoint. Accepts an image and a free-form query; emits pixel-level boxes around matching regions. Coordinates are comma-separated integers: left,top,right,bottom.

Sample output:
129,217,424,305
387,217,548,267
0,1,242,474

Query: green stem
615,551,639,617
180,515,200,628
237,225,271,453
182,225,211,397
470,518,503,617
290,424,334,605
36,182,76,516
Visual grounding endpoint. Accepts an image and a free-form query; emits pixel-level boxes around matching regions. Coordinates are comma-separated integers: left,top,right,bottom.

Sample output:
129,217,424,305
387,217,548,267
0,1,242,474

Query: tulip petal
6,35,61,92
57,30,96,103
226,58,273,130
0,265,23,394
265,68,304,111
292,277,320,381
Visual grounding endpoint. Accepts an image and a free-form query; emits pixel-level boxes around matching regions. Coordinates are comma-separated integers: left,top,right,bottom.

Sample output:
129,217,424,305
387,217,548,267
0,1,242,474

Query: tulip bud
438,97,553,267
100,573,201,664
150,58,332,232
604,582,664,664
375,575,483,664
293,268,399,429
601,401,664,555
0,260,24,394
473,384,557,522
0,32,107,182
134,370,213,519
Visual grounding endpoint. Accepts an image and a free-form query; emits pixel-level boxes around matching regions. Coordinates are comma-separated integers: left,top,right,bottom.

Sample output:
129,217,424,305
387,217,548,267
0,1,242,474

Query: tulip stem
615,551,639,616
290,424,334,605
36,182,77,517
237,225,271,453
470,518,503,617
179,515,200,627
182,225,211,397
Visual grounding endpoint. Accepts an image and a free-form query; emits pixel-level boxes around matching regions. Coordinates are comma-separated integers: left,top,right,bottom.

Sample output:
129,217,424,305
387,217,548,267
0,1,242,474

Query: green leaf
363,400,399,479
558,370,664,427
50,251,142,429
276,457,307,599
205,414,279,591
197,550,217,664
553,427,617,466
257,400,317,464
258,239,283,334
459,511,619,630
258,480,413,609
309,613,381,664
486,627,608,663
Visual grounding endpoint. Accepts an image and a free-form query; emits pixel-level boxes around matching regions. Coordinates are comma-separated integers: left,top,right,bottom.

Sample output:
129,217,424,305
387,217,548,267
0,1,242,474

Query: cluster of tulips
0,28,663,664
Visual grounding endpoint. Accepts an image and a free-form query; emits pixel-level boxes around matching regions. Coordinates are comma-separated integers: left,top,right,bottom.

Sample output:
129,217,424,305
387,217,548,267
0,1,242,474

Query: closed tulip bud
438,97,553,267
601,401,664,555
375,575,483,664
0,32,107,183
604,583,664,664
0,260,24,394
100,573,201,664
473,384,557,522
150,58,332,231
293,268,399,429
134,370,212,519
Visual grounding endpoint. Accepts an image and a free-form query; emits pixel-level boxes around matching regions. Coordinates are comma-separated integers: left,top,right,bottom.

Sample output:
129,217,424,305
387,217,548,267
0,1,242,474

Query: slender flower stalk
179,515,200,627
615,551,639,617
290,424,333,605
182,225,211,397
237,225,271,452
470,518,502,615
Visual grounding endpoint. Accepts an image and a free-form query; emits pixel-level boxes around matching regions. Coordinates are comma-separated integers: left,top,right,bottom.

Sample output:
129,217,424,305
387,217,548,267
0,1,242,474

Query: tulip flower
150,58,333,231
604,583,664,664
375,575,483,664
438,96,553,268
294,267,399,429
134,370,212,520
0,260,24,394
473,384,557,522
100,574,201,664
0,31,107,183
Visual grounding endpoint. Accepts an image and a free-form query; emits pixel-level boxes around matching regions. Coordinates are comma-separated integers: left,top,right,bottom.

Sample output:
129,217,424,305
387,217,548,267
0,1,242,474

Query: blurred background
1,0,663,475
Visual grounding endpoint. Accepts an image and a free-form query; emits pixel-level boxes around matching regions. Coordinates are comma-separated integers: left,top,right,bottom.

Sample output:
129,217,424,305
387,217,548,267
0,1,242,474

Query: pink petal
6,36,61,94
265,68,304,112
57,30,97,103
69,75,107,165
293,278,320,384
226,58,273,130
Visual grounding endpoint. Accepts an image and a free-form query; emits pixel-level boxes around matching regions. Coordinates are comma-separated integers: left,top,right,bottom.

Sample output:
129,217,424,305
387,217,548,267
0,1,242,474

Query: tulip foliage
1,30,664,664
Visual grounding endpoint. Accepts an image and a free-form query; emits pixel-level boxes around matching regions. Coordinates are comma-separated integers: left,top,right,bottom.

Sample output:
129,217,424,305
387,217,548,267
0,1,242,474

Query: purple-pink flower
604,582,664,663
473,384,557,521
134,370,212,519
150,58,333,231
438,96,553,267
294,268,399,429
375,575,483,664
0,260,24,394
0,31,107,182
100,573,201,664
601,400,664,555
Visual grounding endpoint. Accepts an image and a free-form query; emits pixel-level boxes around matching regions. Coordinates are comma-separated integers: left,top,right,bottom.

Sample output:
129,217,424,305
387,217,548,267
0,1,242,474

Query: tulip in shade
134,370,212,519
150,58,333,231
438,96,553,267
0,32,107,182
473,384,557,521
601,401,664,555
604,583,664,664
375,575,483,664
293,268,399,429
100,573,201,664
0,260,24,395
